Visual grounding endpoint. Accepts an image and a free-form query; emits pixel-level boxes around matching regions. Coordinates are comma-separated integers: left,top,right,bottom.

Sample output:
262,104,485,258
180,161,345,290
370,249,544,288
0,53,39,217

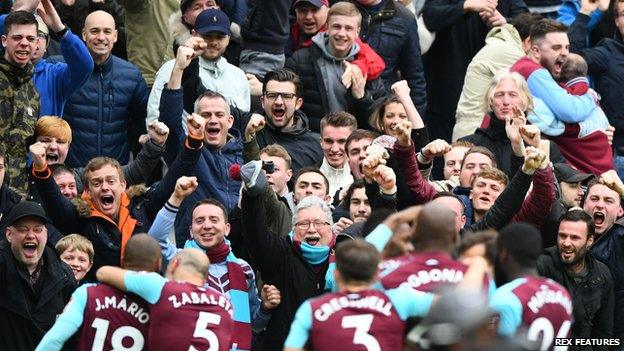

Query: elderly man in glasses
243,68,323,176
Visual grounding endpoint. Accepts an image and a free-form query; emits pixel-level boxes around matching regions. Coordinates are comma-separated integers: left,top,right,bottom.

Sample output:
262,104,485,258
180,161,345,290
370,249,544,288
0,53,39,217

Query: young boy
55,234,94,282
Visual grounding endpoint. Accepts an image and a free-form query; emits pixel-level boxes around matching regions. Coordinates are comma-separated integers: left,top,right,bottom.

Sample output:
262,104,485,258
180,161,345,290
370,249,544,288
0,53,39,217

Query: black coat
355,0,427,115
241,191,330,350
537,246,614,342
34,142,201,281
422,0,528,142
285,44,387,133
0,241,76,351
569,13,624,151
590,219,624,339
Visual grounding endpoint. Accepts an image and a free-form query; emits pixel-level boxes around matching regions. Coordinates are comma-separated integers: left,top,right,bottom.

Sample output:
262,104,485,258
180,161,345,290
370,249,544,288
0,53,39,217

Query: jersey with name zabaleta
285,288,434,351
124,271,235,351
490,276,573,351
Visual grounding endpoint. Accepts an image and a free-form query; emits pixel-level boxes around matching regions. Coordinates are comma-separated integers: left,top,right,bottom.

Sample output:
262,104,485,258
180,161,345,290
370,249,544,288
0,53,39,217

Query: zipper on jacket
98,70,103,155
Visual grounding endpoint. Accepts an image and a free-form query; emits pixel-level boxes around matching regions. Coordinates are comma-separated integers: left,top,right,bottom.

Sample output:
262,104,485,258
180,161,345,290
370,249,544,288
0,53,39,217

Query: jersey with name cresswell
379,251,471,292
308,290,405,351
149,281,235,351
77,284,150,351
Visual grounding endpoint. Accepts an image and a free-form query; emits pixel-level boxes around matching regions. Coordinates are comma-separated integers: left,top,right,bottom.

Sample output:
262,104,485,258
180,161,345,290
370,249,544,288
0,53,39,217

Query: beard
560,245,587,267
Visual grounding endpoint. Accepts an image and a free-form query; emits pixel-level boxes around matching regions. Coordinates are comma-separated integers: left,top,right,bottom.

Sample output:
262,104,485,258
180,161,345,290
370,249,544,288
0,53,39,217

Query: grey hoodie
311,32,360,114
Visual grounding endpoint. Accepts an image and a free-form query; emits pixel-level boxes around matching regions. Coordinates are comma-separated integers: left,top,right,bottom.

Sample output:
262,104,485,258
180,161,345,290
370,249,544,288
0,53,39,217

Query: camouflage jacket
0,55,40,197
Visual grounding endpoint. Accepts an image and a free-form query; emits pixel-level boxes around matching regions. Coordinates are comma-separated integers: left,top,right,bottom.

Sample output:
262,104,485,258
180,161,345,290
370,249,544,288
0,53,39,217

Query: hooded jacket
0,54,40,196
243,109,323,176
32,140,201,281
285,33,387,132
537,246,614,342
0,241,76,351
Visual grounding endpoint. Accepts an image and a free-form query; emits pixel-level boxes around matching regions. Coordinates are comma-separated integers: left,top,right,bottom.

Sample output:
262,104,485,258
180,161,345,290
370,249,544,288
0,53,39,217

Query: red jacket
290,24,386,81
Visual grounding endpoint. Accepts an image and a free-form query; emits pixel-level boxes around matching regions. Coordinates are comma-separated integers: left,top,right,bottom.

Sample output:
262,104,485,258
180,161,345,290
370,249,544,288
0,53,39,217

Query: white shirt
320,158,354,200
146,56,250,127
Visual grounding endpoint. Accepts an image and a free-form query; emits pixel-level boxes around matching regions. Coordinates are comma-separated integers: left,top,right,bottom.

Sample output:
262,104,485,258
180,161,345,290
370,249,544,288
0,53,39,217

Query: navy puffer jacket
54,55,148,167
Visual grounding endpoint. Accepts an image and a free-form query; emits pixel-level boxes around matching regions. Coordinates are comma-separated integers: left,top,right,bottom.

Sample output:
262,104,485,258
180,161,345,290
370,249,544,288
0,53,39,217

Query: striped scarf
184,239,252,350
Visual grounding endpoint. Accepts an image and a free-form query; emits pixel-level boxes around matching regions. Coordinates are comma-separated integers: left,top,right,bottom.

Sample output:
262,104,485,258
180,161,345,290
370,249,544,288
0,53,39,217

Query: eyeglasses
264,92,296,101
294,220,330,230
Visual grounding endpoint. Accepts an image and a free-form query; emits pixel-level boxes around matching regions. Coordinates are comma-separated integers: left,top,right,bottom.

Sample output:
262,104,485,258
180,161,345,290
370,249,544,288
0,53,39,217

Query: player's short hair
460,146,497,169
320,111,358,134
260,144,292,170
497,222,542,268
459,230,498,265
55,234,94,263
123,234,162,272
411,202,457,251
432,192,466,214
472,168,509,187
335,239,380,283
35,116,72,142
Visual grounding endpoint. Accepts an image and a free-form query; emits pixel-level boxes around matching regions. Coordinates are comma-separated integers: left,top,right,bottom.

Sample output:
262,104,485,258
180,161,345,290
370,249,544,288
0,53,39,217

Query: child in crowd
529,53,612,174
55,234,94,283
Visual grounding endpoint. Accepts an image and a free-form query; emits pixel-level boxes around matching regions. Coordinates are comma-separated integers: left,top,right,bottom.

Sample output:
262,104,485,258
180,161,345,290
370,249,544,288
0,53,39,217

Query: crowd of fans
0,0,623,349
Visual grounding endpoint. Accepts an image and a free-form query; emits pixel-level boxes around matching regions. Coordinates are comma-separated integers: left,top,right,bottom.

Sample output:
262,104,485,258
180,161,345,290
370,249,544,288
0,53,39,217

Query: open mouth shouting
46,152,59,164
22,242,38,259
98,194,115,213
205,126,221,138
553,57,566,76
304,234,321,246
560,247,576,261
593,211,605,228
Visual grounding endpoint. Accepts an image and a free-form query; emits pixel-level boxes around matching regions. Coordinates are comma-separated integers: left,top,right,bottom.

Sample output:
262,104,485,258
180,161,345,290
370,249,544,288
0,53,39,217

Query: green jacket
0,55,39,196
117,0,177,86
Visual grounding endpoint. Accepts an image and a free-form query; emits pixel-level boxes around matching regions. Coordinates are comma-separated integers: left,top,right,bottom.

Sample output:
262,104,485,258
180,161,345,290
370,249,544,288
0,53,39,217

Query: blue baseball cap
195,9,230,36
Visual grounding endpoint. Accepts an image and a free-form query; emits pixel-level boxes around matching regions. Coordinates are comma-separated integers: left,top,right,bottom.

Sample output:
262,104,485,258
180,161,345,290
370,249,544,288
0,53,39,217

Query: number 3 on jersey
189,311,222,351
341,314,381,351
527,317,571,351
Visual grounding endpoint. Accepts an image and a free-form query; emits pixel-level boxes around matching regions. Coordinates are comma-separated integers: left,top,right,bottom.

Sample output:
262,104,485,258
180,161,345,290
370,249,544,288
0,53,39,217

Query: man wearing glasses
243,68,323,175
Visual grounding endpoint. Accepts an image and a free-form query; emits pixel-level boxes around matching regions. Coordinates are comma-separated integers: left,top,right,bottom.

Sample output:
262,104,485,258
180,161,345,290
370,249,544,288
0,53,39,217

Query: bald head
82,10,117,65
122,234,162,272
411,202,458,252
559,53,587,83
172,248,210,279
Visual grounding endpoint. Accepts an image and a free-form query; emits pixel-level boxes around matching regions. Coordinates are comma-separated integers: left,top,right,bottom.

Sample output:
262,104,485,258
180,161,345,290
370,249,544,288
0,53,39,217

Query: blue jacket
54,55,148,167
34,30,93,116
158,87,243,245
0,15,93,116
557,0,603,47
356,0,427,115
590,219,624,339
